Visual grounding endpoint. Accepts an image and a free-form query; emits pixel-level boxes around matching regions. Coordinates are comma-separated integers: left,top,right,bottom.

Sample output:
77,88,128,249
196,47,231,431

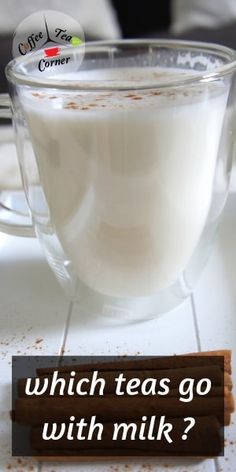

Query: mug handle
0,93,35,237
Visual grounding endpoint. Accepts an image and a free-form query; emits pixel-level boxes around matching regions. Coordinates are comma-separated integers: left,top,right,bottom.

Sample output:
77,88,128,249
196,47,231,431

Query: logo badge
12,10,85,74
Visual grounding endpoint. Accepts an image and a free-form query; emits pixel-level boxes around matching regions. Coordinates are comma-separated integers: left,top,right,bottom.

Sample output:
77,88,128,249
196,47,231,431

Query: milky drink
22,68,228,297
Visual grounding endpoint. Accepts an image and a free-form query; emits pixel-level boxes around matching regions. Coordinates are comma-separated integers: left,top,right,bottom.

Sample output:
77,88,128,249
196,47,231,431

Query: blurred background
1,0,236,92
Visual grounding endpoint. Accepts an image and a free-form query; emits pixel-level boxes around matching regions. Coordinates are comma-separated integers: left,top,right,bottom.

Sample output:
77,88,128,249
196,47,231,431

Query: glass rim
5,38,236,91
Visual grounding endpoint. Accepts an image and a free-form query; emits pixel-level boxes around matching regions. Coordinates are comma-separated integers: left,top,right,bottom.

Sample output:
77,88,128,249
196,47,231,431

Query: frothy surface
22,67,229,297
24,67,224,113
50,66,191,83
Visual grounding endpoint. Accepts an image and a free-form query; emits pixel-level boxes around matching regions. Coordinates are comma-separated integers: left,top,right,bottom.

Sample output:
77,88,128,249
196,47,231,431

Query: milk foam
22,68,229,296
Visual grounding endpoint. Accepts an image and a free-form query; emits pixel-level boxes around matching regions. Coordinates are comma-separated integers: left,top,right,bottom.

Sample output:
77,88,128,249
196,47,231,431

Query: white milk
22,68,228,297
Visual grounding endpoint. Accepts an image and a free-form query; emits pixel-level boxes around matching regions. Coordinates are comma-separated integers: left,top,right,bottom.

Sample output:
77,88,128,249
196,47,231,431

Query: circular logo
12,10,85,74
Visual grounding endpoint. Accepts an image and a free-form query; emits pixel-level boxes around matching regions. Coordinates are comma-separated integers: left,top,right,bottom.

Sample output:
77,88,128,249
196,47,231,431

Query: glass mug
0,40,235,322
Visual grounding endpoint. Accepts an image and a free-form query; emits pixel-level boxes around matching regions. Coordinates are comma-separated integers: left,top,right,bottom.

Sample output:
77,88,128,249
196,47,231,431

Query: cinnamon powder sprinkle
65,103,78,109
31,92,45,99
124,93,137,98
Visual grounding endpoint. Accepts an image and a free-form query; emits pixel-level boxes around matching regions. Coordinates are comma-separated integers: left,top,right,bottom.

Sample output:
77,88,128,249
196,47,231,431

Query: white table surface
0,178,235,472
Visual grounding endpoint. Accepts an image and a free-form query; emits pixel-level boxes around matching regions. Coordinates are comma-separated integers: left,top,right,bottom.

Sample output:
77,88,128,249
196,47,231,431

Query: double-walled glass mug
0,40,236,322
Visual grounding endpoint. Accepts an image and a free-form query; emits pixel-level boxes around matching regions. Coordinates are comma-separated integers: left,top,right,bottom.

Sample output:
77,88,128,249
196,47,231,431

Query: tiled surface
64,297,197,356
0,236,70,472
0,193,235,471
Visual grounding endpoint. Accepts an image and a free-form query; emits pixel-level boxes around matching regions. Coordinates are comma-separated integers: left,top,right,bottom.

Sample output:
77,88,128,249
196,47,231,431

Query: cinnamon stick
186,350,231,375
14,395,228,426
225,372,233,391
225,412,232,426
17,385,229,399
18,364,224,397
37,351,230,376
